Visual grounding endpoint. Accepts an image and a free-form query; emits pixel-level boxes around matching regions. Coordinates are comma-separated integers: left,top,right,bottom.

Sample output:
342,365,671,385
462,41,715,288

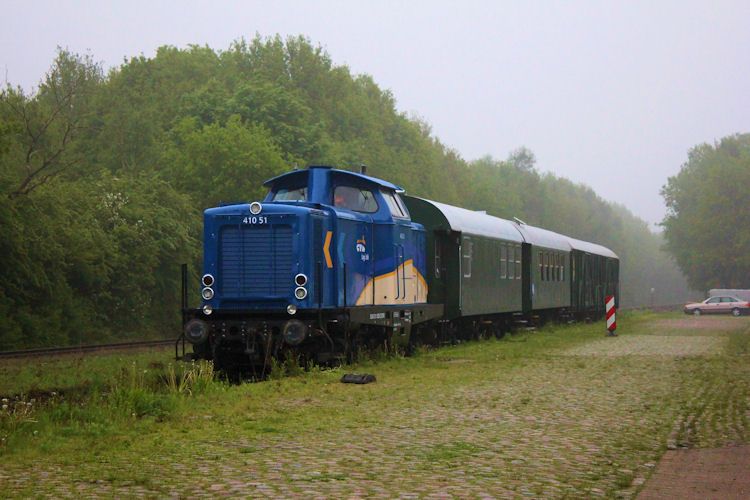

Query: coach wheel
494,324,506,340
693,309,702,316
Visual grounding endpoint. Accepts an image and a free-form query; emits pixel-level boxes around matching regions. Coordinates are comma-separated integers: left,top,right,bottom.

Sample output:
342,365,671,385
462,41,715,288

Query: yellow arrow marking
323,231,333,268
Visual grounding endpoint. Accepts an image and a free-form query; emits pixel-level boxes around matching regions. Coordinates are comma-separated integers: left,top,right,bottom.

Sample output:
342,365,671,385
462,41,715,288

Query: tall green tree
661,134,750,290
1,49,102,198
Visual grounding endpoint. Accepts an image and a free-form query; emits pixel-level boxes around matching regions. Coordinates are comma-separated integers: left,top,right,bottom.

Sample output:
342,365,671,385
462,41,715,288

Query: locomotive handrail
394,244,401,300
400,245,406,299
399,244,407,299
343,262,348,307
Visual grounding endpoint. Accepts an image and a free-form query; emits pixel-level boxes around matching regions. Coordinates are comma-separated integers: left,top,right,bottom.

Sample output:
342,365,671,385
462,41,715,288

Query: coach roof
513,223,571,251
408,198,524,242
566,237,619,259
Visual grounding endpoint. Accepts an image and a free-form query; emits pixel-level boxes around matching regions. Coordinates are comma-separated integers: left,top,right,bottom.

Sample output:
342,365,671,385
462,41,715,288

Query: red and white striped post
605,295,617,336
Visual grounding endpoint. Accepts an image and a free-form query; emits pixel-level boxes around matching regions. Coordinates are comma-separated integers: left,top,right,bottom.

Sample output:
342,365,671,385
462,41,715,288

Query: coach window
434,243,442,279
515,246,521,279
462,238,473,278
500,244,507,279
333,185,378,213
539,253,544,281
551,253,555,281
561,256,565,281
552,254,557,281
550,253,554,282
545,253,550,281
383,191,407,218
539,252,547,281
508,245,515,279
555,254,560,281
549,253,557,281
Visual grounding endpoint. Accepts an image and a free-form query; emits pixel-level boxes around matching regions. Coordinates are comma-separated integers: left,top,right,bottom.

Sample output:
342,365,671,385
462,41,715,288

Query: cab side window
382,191,407,218
333,185,378,213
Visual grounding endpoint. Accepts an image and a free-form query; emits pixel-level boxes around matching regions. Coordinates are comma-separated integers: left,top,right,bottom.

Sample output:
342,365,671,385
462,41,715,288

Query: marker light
249,202,262,215
201,287,214,300
294,287,307,300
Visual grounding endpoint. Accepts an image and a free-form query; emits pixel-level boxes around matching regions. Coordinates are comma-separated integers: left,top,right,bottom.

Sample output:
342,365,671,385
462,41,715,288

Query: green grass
1,311,749,498
0,347,175,396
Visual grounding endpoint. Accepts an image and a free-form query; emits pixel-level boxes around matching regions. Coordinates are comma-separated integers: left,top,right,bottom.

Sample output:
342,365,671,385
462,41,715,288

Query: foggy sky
2,0,749,228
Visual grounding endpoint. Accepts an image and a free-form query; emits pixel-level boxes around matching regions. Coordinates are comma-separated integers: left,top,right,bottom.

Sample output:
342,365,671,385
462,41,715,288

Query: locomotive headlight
294,287,307,300
185,319,209,344
202,274,215,287
202,304,213,316
294,274,308,287
249,202,262,215
201,287,214,300
287,304,297,315
282,320,307,346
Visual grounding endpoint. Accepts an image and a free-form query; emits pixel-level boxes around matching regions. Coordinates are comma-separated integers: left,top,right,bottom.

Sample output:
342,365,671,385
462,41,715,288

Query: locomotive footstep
341,373,377,384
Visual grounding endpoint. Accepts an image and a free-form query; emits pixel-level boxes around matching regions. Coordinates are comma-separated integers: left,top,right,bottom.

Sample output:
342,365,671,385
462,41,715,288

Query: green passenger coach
403,197,525,320
568,237,619,316
512,222,572,313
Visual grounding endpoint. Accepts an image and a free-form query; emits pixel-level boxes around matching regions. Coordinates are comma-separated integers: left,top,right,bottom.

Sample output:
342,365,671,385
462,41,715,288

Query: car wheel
693,309,702,316
732,308,741,317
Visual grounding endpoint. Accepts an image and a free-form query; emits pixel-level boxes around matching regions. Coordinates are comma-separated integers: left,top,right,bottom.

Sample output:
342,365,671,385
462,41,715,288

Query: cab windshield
272,185,307,201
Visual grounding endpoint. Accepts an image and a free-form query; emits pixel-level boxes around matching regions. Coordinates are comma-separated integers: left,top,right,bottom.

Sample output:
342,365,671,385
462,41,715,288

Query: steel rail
0,339,175,360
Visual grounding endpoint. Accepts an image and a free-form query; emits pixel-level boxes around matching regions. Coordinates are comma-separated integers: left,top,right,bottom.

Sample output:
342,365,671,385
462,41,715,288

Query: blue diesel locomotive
180,165,618,373
182,165,443,372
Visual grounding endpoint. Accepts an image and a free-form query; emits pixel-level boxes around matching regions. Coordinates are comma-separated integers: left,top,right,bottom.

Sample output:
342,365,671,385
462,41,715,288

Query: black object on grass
341,373,376,384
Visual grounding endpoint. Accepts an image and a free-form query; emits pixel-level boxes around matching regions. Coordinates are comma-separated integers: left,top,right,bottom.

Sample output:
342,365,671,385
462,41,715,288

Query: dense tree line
0,36,690,349
661,134,750,291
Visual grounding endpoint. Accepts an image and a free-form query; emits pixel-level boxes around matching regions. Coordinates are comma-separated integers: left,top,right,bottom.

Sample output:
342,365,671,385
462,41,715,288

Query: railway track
0,305,685,361
0,339,175,360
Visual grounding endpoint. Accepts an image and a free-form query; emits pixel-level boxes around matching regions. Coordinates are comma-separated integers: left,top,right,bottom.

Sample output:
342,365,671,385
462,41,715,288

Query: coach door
522,242,532,314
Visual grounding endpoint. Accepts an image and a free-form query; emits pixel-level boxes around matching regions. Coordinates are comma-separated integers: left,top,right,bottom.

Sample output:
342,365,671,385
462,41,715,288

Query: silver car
684,296,750,317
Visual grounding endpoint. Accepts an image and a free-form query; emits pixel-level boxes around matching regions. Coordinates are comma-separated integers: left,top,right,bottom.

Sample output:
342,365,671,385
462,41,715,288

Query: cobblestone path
2,315,748,498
